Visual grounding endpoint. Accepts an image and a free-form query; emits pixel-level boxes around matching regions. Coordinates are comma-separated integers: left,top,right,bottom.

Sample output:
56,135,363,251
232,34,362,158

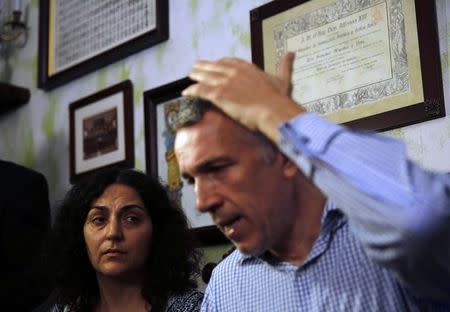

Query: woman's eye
91,216,106,225
124,215,140,224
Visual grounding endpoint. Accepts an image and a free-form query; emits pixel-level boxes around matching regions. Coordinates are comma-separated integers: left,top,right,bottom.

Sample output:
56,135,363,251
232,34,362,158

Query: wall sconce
0,1,26,42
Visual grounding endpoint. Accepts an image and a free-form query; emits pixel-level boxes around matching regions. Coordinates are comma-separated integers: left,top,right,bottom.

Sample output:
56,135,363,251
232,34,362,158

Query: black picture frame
143,77,228,246
38,0,169,91
250,0,445,132
69,80,134,184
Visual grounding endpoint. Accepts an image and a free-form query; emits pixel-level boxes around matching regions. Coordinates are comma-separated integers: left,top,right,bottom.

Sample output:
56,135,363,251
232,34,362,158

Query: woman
46,169,202,312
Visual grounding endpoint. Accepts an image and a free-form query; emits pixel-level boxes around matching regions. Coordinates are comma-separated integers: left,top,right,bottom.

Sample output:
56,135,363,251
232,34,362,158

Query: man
173,53,450,311
0,160,51,311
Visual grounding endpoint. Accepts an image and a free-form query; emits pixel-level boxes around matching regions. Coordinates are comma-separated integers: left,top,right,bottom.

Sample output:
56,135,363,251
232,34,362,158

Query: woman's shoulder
166,288,204,312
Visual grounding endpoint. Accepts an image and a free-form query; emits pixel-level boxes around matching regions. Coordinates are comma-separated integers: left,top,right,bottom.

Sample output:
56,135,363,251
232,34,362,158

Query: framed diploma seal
250,0,445,131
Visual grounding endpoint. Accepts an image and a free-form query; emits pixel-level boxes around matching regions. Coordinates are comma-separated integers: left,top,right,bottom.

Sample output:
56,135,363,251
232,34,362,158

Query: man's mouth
218,215,242,238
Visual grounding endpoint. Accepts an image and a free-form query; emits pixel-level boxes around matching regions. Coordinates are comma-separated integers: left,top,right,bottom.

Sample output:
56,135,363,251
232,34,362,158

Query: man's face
174,110,297,256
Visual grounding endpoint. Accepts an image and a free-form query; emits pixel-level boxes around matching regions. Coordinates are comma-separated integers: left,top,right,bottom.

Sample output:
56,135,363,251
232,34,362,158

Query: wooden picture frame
38,0,168,91
143,77,228,246
250,0,445,132
69,80,134,183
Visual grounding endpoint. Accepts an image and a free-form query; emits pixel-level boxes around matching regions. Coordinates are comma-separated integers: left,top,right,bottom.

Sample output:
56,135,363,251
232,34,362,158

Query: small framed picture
143,77,228,246
69,80,134,183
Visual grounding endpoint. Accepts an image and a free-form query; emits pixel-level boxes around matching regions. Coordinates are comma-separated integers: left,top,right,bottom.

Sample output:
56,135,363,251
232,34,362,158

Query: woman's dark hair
47,168,201,311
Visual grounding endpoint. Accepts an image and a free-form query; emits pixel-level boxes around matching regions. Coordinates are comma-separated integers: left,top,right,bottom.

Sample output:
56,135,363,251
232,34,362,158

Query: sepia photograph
82,108,118,160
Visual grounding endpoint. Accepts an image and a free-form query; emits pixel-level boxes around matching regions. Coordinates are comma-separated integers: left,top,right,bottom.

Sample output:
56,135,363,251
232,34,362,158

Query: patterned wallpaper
0,0,449,214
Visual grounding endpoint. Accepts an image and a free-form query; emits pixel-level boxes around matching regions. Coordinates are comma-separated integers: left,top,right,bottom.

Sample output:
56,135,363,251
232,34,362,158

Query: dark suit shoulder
0,159,45,178
0,160,48,189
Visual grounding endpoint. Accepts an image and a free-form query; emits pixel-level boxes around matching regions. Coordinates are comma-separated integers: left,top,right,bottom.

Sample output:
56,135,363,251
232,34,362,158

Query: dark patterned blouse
166,289,203,312
43,289,203,312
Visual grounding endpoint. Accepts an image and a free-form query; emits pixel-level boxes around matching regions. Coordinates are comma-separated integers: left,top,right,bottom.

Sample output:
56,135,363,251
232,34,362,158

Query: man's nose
106,218,123,241
195,177,221,214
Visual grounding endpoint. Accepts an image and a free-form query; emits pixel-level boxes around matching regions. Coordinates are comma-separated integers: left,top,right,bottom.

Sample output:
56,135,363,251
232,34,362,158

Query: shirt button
300,136,310,144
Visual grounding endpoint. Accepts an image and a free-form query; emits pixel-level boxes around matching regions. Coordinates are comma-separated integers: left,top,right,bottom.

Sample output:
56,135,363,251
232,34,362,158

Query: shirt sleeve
200,285,217,312
279,112,450,301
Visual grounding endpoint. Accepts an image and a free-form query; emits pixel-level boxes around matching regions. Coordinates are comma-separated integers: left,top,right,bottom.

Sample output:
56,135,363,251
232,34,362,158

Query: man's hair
46,168,201,312
175,98,277,163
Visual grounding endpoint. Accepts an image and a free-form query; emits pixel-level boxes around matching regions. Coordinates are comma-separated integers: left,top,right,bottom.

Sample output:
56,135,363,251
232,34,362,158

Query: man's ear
279,154,298,179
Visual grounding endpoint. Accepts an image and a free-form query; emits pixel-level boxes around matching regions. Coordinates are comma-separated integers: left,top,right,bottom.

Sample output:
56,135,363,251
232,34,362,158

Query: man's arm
280,112,450,300
183,54,450,300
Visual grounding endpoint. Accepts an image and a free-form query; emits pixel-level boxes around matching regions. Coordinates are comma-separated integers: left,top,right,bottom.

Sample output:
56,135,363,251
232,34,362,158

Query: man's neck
269,178,326,266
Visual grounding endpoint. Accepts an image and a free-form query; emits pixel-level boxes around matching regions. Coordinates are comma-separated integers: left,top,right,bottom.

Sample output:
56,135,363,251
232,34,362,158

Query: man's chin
234,241,266,257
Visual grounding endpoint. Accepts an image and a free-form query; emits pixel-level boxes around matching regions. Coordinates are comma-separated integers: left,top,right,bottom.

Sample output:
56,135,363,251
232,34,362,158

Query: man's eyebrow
181,157,233,179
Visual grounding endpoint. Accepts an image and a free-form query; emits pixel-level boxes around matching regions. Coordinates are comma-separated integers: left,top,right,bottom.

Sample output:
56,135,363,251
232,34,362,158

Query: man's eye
210,164,226,172
208,163,233,177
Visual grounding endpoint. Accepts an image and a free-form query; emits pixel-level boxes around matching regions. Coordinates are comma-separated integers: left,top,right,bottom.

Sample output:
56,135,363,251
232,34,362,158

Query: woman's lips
103,248,126,255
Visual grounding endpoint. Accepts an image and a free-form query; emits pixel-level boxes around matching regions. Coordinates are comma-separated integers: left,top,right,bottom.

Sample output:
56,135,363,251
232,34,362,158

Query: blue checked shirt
201,113,450,311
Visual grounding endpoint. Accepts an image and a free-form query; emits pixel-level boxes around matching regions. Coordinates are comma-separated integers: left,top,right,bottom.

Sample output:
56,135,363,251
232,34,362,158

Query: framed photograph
250,0,445,131
69,80,134,183
38,0,168,91
144,77,228,246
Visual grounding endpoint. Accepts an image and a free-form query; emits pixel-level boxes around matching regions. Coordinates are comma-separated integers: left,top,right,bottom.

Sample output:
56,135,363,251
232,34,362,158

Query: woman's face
83,183,153,279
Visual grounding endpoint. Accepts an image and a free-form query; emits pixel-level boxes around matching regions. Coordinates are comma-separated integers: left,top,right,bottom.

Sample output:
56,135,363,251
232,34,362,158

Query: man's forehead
174,126,220,175
174,112,245,161
175,114,221,151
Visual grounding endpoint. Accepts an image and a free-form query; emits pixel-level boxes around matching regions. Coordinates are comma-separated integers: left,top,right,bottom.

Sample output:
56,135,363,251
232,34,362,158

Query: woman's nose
106,218,123,241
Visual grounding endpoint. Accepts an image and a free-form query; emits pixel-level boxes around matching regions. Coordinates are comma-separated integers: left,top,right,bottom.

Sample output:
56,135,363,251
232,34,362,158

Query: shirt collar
321,200,339,223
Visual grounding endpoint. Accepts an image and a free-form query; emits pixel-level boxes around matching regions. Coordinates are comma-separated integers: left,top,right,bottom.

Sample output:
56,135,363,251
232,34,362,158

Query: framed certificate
69,80,134,183
38,0,168,91
250,0,445,131
144,78,228,246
